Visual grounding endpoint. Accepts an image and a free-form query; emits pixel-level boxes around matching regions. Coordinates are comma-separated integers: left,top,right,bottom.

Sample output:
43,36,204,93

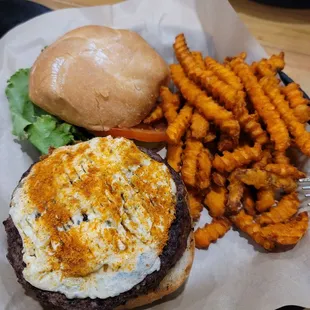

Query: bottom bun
117,232,195,309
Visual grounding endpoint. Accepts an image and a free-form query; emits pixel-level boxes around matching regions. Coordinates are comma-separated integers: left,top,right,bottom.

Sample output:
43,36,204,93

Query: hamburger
4,136,193,309
5,25,170,154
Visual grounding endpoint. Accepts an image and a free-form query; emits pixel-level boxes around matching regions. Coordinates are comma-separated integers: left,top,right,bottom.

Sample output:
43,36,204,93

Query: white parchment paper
0,0,309,309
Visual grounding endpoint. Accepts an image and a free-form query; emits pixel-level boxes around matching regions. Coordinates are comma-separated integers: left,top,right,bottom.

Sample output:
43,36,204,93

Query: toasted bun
117,232,195,309
29,26,169,131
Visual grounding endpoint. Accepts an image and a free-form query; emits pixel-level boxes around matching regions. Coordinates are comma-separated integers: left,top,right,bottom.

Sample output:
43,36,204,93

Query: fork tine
305,193,310,197
302,186,310,190
299,178,310,183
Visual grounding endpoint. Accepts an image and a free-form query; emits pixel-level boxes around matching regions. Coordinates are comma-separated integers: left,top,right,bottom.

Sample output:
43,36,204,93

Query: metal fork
299,178,310,205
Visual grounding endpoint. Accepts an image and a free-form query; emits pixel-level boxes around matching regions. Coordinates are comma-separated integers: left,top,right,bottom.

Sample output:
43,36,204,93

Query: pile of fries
144,33,310,252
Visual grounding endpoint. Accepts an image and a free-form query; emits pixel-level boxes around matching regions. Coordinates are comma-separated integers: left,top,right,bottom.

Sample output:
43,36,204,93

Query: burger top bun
29,26,169,131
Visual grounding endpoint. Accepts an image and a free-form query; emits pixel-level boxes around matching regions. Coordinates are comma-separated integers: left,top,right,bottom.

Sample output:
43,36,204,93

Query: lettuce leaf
5,68,90,154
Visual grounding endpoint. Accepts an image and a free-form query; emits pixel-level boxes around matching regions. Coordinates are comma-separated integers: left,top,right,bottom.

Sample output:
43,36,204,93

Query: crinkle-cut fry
204,130,217,143
243,187,256,216
270,174,297,193
205,56,244,91
265,163,305,179
235,169,270,189
218,134,236,152
167,142,183,172
187,52,267,146
236,107,269,145
188,53,268,145
259,77,310,156
256,189,275,213
143,105,164,124
188,189,203,222
230,58,290,152
166,103,193,144
273,151,290,165
191,51,206,69
231,210,275,250
251,53,285,77
204,184,227,218
197,148,212,189
174,34,244,128
292,104,310,124
194,217,231,249
251,59,275,77
160,86,181,124
268,52,285,71
212,172,227,187
259,75,280,89
257,192,299,225
225,52,247,65
260,211,308,247
212,143,262,173
170,64,240,140
190,110,210,140
235,168,297,193
282,82,309,108
252,149,272,169
181,139,203,187
227,171,244,214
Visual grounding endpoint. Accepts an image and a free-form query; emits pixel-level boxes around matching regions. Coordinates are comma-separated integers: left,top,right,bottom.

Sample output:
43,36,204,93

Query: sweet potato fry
243,187,256,216
252,149,272,169
166,104,193,144
212,172,227,187
160,86,181,124
197,148,212,189
167,142,183,172
213,143,262,173
251,53,285,77
230,58,290,152
143,105,164,124
181,139,203,187
281,82,310,123
281,82,309,109
204,184,227,218
177,35,267,146
174,34,243,134
251,59,275,78
256,189,275,213
170,64,240,140
204,130,217,143
265,163,305,179
218,134,235,152
190,110,210,140
291,104,310,124
268,52,285,71
236,108,269,145
235,168,270,189
235,169,297,193
205,56,243,91
194,217,231,249
188,189,204,222
191,51,206,69
227,171,244,214
257,192,299,225
231,210,275,250
259,76,310,156
273,151,290,165
260,211,308,247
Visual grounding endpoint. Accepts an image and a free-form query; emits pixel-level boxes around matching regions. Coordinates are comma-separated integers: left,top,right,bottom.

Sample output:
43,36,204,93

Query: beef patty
4,147,191,310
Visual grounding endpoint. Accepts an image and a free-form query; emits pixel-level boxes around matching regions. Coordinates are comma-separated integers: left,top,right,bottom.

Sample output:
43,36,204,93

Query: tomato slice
91,124,167,142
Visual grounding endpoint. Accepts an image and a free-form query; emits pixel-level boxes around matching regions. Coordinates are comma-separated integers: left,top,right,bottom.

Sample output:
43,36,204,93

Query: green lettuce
5,68,90,154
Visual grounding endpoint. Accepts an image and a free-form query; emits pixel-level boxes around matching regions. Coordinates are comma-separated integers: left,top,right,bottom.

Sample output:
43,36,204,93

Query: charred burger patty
4,137,191,310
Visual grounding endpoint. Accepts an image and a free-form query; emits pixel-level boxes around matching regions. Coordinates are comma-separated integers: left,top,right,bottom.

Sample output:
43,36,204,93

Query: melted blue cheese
9,137,176,299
